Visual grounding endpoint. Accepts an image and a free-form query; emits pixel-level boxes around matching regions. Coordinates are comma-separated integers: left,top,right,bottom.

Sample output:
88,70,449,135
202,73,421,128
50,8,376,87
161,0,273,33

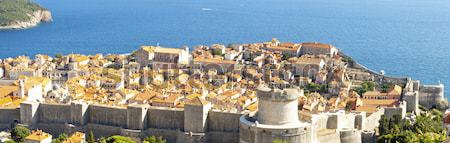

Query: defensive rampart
0,102,242,143
0,107,20,130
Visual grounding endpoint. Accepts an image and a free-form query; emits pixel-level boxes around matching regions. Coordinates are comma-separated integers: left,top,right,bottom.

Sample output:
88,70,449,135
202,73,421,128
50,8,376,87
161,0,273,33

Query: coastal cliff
0,0,52,30
0,10,52,29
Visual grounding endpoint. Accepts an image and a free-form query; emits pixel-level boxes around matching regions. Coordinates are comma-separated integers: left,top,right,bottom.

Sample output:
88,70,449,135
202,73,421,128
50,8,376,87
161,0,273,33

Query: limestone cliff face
0,9,52,30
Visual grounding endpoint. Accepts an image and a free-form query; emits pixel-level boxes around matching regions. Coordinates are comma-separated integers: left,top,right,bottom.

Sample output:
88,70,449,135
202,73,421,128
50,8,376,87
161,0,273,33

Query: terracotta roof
0,86,18,98
444,113,450,124
62,132,85,143
301,42,333,49
387,85,402,96
26,130,51,141
185,96,209,106
222,90,240,97
361,99,397,106
141,46,183,54
133,90,158,101
265,45,299,51
194,58,236,64
355,105,378,114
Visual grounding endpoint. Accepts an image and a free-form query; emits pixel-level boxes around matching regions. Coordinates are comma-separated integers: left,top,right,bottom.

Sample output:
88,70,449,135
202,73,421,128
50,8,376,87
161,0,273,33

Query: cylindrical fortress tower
340,128,362,143
239,86,311,143
256,86,301,125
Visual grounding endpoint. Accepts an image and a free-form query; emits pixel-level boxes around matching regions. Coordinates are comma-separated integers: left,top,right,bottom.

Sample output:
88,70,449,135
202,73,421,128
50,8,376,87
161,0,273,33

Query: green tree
342,56,353,63
11,126,30,142
99,137,107,143
144,136,156,143
105,135,136,143
282,53,291,61
52,133,68,143
143,136,166,143
87,131,95,143
305,83,321,92
378,115,389,135
55,54,63,59
212,49,223,56
272,139,287,143
355,81,375,96
380,83,390,93
377,112,447,143
355,87,366,96
4,140,16,143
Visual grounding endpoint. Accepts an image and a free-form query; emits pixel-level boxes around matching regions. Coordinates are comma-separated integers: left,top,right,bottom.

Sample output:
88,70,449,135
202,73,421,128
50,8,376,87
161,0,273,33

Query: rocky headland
0,0,52,30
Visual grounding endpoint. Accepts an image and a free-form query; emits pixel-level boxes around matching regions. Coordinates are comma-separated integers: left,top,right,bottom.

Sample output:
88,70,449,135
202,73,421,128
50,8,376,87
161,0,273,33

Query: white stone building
133,46,190,68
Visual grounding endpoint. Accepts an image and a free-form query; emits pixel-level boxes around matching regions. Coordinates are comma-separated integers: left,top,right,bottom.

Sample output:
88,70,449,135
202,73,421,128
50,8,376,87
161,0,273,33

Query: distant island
0,0,52,30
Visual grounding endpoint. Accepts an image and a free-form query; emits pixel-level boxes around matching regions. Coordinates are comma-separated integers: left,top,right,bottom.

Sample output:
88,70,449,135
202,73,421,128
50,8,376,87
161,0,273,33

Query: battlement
256,86,303,101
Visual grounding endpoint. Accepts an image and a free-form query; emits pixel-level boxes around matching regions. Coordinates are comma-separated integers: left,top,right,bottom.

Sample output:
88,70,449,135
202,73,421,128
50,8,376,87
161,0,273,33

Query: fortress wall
0,124,11,130
126,104,148,130
353,61,408,85
404,91,419,113
86,123,123,138
327,113,355,130
340,129,361,143
341,51,408,85
311,114,330,142
38,103,71,124
0,107,20,130
0,107,20,123
207,131,239,143
419,84,445,108
35,123,67,135
206,111,242,143
147,107,184,130
354,112,366,130
89,105,127,128
207,111,242,132
143,128,180,143
239,120,255,143
20,101,40,125
311,115,329,130
70,102,89,126
364,108,384,131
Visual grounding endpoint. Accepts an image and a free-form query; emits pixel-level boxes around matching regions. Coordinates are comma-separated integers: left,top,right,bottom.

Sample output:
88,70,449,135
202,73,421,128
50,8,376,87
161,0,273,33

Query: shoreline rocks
0,9,52,30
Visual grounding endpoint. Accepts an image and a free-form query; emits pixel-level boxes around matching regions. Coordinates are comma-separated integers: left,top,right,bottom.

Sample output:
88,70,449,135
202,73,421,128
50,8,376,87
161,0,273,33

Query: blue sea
0,0,449,98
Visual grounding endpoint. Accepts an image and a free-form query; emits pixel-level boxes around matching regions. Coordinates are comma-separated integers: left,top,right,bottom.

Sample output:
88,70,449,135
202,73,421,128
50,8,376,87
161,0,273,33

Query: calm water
0,0,449,98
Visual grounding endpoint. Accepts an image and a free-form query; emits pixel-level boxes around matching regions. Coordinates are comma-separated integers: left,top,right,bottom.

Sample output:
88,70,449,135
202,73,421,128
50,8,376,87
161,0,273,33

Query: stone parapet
256,86,303,101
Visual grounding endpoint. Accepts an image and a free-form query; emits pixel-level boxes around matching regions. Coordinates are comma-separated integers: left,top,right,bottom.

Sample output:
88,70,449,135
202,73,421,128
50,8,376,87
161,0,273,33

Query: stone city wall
90,104,128,128
340,52,408,85
38,103,71,124
419,84,445,108
207,111,242,143
339,128,361,143
0,102,242,143
326,112,356,130
364,108,384,131
147,107,184,130
0,107,20,130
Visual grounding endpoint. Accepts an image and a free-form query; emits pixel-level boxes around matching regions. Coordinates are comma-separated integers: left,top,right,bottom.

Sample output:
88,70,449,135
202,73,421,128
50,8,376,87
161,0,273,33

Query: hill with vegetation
0,0,52,29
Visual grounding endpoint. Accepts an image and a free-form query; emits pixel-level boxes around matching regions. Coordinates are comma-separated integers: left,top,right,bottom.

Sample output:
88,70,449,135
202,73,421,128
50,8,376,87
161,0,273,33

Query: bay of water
0,0,449,98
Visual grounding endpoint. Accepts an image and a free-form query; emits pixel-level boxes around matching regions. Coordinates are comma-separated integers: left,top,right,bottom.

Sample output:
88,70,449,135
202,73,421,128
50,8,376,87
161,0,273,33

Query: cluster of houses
0,38,406,115
0,130,85,143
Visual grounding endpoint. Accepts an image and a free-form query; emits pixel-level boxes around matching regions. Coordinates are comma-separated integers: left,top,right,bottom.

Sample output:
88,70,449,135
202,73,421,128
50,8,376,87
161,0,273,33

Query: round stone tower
239,86,311,143
256,86,301,125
